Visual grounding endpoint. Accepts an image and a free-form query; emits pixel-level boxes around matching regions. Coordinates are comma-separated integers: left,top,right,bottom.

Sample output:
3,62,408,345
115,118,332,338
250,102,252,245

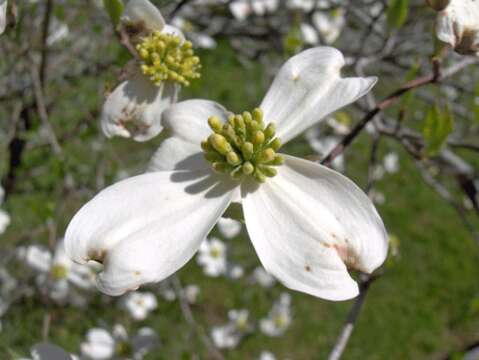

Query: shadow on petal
170,170,239,199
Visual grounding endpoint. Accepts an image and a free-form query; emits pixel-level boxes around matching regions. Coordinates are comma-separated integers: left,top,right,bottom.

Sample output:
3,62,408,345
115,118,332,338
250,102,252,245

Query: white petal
0,0,7,35
148,100,230,171
65,170,237,295
161,24,185,41
436,0,479,54
122,0,165,31
260,47,377,144
101,74,178,142
241,155,388,301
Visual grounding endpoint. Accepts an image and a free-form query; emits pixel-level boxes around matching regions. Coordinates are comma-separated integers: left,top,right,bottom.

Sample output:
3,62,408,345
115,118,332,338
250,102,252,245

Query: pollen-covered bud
208,116,223,133
209,134,232,155
137,31,201,87
201,107,283,183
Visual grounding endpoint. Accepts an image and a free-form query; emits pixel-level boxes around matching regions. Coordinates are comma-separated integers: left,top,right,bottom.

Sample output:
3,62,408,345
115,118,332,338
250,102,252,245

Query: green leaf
387,0,409,29
423,104,454,156
103,0,124,27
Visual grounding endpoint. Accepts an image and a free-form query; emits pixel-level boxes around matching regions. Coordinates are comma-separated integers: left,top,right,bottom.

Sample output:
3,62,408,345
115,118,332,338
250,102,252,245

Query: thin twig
29,64,63,156
328,275,378,360
171,275,225,360
321,57,479,166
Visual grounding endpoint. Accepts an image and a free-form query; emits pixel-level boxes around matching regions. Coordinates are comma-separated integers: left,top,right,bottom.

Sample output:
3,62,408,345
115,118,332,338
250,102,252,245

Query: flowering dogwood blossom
122,291,158,321
197,237,228,276
434,0,479,55
66,47,388,301
211,309,252,349
260,293,292,337
101,0,200,141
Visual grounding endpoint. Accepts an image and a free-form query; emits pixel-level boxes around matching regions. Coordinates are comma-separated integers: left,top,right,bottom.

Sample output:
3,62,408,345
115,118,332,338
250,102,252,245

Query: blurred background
0,0,478,359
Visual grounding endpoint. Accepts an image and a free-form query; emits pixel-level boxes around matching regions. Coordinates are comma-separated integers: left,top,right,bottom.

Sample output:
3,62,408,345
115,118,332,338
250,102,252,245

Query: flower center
50,264,68,280
136,31,201,87
202,108,283,183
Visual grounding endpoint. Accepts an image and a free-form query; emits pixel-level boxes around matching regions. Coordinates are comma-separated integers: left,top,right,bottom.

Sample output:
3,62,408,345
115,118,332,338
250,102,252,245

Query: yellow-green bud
253,131,265,146
270,138,282,151
242,162,254,175
226,151,241,166
209,134,232,155
241,142,254,160
258,148,276,163
208,116,223,133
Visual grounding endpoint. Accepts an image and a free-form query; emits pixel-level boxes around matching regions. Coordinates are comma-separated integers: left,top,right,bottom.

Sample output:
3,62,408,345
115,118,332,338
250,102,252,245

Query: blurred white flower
171,16,217,49
47,19,69,46
81,325,158,360
326,116,350,135
435,0,479,55
122,291,158,321
251,266,276,288
260,293,292,337
197,237,227,277
312,9,345,44
217,217,242,239
383,152,399,174
370,190,386,205
287,0,315,11
158,281,176,302
18,240,97,302
258,351,277,360
0,210,10,235
229,0,251,21
301,23,319,45
227,264,244,279
184,284,200,303
81,328,115,360
305,127,345,172
0,0,7,35
251,0,279,16
211,309,252,349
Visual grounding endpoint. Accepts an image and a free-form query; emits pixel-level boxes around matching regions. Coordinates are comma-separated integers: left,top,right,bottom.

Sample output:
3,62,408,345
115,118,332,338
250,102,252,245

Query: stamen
202,108,284,183
136,31,201,87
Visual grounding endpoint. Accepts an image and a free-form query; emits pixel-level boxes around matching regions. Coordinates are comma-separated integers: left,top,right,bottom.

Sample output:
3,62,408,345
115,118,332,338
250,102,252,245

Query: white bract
66,47,388,301
211,309,252,349
197,237,228,277
122,291,158,321
217,217,242,239
102,0,200,142
0,0,6,35
435,0,479,55
260,293,292,337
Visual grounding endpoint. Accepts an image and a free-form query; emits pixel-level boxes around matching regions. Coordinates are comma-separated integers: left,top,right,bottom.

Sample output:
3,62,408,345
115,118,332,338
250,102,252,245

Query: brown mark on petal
305,265,312,272
134,271,142,277
455,28,479,55
88,248,107,264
